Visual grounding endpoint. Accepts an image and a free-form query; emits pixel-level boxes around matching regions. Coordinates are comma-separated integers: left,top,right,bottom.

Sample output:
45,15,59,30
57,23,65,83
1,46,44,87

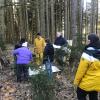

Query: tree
50,0,55,41
45,0,49,37
64,0,68,39
0,0,5,41
70,0,78,46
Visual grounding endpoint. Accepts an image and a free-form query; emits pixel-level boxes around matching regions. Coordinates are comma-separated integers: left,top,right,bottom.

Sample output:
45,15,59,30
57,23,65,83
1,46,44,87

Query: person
13,42,32,82
43,38,54,64
14,38,27,75
54,32,67,46
43,38,54,78
34,32,45,65
14,38,26,49
74,33,100,100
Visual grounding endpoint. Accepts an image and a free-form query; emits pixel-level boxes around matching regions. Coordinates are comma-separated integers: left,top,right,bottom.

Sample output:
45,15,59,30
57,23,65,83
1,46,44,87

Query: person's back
74,33,100,100
13,42,32,82
14,47,32,64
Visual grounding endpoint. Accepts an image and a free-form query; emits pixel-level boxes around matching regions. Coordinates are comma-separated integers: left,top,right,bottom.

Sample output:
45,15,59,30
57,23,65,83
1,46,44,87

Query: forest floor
0,44,78,100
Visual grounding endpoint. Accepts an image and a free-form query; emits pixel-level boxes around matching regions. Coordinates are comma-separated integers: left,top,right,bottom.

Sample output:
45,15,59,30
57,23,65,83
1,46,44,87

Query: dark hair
45,38,50,43
85,34,100,50
88,33,99,43
37,32,41,36
20,38,26,44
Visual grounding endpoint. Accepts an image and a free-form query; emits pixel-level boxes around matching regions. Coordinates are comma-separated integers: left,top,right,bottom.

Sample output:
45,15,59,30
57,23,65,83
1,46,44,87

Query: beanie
37,32,41,36
88,33,99,43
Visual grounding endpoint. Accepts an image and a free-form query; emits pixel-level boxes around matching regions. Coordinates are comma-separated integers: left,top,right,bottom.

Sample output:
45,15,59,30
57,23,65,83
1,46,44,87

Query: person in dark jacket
43,39,54,78
54,32,67,46
43,38,54,64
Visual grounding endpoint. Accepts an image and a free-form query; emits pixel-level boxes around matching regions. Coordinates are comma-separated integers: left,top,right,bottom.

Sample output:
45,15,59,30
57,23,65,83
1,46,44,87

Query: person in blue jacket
54,32,67,46
13,42,32,82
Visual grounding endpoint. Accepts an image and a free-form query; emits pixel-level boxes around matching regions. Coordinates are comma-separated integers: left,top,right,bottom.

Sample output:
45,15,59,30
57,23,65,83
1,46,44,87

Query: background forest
0,0,100,100
0,0,100,45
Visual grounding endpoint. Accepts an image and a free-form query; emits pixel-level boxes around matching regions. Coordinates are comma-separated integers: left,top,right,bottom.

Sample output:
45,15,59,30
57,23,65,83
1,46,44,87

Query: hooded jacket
74,40,100,91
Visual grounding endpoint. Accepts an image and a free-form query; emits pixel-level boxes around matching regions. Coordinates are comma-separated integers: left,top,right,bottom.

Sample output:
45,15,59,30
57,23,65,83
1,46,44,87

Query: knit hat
37,32,41,36
88,33,99,43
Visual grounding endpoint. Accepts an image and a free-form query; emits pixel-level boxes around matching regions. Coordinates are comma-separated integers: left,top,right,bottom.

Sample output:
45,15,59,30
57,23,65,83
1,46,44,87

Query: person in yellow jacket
34,32,45,65
74,33,100,100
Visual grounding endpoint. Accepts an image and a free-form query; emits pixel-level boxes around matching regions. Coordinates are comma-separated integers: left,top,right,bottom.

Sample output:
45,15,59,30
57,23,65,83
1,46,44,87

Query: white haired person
54,32,67,46
74,33,100,100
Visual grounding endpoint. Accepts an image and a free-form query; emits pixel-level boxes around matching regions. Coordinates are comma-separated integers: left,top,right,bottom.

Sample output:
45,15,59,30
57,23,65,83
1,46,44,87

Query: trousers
77,87,98,100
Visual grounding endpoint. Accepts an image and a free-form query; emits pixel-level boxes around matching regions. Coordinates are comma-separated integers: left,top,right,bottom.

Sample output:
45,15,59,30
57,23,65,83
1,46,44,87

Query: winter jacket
54,36,67,46
43,43,54,63
34,37,45,54
74,41,100,91
13,47,32,64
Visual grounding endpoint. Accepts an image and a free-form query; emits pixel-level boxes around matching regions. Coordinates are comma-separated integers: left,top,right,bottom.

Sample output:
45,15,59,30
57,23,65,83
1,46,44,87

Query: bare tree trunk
19,0,26,38
36,0,40,32
40,0,45,35
45,0,49,37
96,0,98,34
0,0,5,41
90,0,96,33
68,0,71,39
50,0,55,41
70,0,78,46
64,0,68,39
77,0,83,44
79,0,83,35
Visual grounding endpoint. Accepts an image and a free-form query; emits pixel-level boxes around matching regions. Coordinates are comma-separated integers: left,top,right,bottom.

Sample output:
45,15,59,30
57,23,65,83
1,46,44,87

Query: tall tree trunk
50,0,55,41
96,0,98,34
77,0,83,44
0,0,5,41
45,0,49,37
70,0,78,46
67,0,71,39
19,0,26,38
90,0,96,33
40,0,45,35
64,0,68,39
36,0,40,32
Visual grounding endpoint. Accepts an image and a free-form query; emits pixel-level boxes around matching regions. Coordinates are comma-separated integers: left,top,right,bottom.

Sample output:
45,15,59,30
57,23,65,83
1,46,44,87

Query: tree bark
64,0,68,39
40,0,45,35
45,0,49,37
0,0,5,41
90,0,96,33
70,0,78,46
50,0,55,41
